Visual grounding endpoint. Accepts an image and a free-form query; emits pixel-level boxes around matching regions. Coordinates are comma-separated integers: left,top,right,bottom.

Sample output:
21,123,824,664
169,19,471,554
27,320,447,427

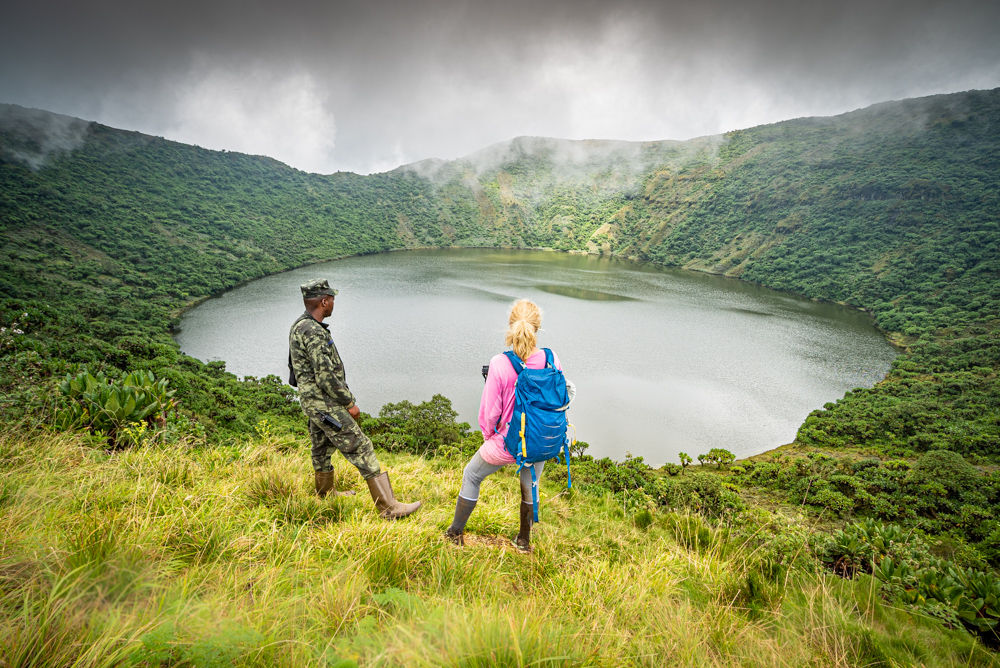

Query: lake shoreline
174,246,897,467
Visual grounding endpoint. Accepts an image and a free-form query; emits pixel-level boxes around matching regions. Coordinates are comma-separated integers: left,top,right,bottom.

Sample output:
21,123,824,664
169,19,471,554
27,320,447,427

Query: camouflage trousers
309,416,381,480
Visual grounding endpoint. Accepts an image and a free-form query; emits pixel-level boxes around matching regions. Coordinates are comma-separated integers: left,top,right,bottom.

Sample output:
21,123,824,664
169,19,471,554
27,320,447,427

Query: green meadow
3,427,995,666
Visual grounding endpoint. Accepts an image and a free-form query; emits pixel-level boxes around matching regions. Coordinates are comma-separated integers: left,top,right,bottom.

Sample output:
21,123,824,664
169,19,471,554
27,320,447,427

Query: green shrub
572,454,653,494
54,369,176,448
662,463,682,476
821,519,1000,646
655,472,744,518
710,448,736,468
365,394,469,456
907,449,980,499
954,567,1000,645
821,519,911,578
698,448,736,469
810,487,854,517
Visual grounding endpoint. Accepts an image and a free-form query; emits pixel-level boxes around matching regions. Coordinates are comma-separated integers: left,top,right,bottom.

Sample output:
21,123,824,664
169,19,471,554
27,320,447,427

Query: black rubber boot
514,501,533,552
445,496,477,545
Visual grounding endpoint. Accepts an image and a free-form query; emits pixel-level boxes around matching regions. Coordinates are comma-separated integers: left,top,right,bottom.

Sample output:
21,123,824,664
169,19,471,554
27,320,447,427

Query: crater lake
175,249,897,465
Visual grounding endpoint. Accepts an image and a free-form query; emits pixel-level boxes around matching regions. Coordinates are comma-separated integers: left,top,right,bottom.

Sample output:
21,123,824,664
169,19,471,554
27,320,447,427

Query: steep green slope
415,91,999,335
411,93,1000,442
642,92,1000,328
397,134,725,251
0,106,486,310
0,105,487,432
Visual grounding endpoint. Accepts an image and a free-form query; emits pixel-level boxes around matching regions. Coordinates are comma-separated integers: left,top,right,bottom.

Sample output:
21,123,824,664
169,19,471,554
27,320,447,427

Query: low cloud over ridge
1,0,998,174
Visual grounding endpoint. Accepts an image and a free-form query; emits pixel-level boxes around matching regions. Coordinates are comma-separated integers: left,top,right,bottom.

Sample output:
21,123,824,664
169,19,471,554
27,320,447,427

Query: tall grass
0,428,996,666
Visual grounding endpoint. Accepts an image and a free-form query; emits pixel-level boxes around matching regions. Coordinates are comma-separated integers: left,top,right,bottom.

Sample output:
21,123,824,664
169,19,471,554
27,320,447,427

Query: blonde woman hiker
445,299,574,551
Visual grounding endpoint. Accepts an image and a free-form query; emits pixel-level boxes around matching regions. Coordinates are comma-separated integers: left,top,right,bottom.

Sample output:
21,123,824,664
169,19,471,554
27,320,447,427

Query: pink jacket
477,349,563,466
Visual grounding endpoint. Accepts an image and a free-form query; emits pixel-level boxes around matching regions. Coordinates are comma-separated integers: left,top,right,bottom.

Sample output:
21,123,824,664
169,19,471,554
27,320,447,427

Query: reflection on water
534,284,638,301
176,249,896,466
721,307,775,317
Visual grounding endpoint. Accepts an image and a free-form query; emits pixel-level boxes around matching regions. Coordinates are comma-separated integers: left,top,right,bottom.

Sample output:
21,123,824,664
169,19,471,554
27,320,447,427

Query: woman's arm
478,355,508,437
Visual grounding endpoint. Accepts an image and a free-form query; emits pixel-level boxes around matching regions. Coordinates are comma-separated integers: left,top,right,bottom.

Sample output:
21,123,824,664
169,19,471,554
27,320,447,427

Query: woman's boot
445,496,477,545
514,490,533,552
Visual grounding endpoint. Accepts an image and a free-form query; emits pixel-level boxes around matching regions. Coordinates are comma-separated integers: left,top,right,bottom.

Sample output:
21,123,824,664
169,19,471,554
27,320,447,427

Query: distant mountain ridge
2,89,997,317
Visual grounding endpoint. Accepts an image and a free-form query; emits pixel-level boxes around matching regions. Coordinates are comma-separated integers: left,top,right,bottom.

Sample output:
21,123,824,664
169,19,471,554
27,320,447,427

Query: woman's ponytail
505,299,542,361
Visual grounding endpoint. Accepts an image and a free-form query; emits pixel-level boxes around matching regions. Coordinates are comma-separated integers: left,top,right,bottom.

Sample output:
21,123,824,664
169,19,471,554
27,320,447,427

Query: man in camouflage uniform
289,278,421,519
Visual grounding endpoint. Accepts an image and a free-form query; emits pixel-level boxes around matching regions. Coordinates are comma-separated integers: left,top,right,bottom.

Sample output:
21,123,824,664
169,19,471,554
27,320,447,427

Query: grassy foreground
1,427,995,667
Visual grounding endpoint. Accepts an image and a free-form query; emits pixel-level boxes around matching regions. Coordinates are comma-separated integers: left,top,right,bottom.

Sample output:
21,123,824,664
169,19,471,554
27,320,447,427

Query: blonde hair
505,299,542,361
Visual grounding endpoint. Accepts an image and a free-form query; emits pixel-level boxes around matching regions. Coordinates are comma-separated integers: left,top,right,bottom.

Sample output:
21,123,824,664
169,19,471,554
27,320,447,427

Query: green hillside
1,90,999,662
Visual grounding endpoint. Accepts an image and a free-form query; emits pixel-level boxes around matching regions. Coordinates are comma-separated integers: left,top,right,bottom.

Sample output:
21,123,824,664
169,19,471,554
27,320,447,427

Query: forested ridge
1,89,999,661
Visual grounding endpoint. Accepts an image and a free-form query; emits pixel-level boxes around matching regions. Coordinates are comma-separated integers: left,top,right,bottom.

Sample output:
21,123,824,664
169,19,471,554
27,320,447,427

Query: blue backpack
501,348,573,521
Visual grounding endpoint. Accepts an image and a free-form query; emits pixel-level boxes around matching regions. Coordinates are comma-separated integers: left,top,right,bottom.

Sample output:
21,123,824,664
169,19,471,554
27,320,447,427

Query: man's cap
301,278,338,299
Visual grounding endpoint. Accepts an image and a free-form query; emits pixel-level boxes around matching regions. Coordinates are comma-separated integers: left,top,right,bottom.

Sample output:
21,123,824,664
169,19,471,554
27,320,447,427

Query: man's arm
301,326,356,409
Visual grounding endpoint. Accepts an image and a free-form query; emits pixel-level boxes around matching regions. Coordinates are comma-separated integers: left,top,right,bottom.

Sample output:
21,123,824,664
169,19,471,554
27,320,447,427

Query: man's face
323,295,335,317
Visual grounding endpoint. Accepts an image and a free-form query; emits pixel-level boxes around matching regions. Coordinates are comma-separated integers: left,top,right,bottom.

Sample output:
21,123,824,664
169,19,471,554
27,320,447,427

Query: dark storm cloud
2,0,998,173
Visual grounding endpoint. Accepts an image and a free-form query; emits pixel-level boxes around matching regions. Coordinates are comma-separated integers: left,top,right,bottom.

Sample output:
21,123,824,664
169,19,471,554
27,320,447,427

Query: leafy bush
820,519,1000,646
55,369,176,447
810,486,854,517
654,472,744,519
733,451,1000,564
907,449,982,499
698,448,736,469
364,394,470,456
569,440,590,458
820,518,910,577
571,454,653,494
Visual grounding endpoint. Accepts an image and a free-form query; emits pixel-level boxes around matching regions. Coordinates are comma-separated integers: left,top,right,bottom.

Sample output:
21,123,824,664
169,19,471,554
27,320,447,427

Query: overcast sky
2,0,998,174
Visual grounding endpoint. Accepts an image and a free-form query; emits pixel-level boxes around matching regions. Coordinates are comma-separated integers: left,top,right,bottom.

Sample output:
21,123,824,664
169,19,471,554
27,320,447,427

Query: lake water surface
175,249,896,465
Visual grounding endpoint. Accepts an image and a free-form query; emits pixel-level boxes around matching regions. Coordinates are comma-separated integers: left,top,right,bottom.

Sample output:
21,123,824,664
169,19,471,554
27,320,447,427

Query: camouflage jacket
288,312,356,419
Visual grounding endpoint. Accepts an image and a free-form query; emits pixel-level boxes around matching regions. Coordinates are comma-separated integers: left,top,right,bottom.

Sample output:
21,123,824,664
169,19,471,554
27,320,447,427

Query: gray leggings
459,451,545,501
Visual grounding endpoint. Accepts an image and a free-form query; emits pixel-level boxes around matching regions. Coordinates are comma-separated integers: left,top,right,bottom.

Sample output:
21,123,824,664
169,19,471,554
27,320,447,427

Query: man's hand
348,404,361,419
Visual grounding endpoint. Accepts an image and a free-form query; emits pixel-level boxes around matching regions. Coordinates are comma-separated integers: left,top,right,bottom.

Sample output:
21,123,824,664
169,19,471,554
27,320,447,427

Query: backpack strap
507,349,556,371
503,350,524,374
528,461,540,523
564,437,572,491
515,458,542,523
495,351,524,436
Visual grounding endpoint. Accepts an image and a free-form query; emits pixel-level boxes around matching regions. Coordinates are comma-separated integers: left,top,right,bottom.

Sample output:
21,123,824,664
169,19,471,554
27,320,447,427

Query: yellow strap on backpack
520,412,527,458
